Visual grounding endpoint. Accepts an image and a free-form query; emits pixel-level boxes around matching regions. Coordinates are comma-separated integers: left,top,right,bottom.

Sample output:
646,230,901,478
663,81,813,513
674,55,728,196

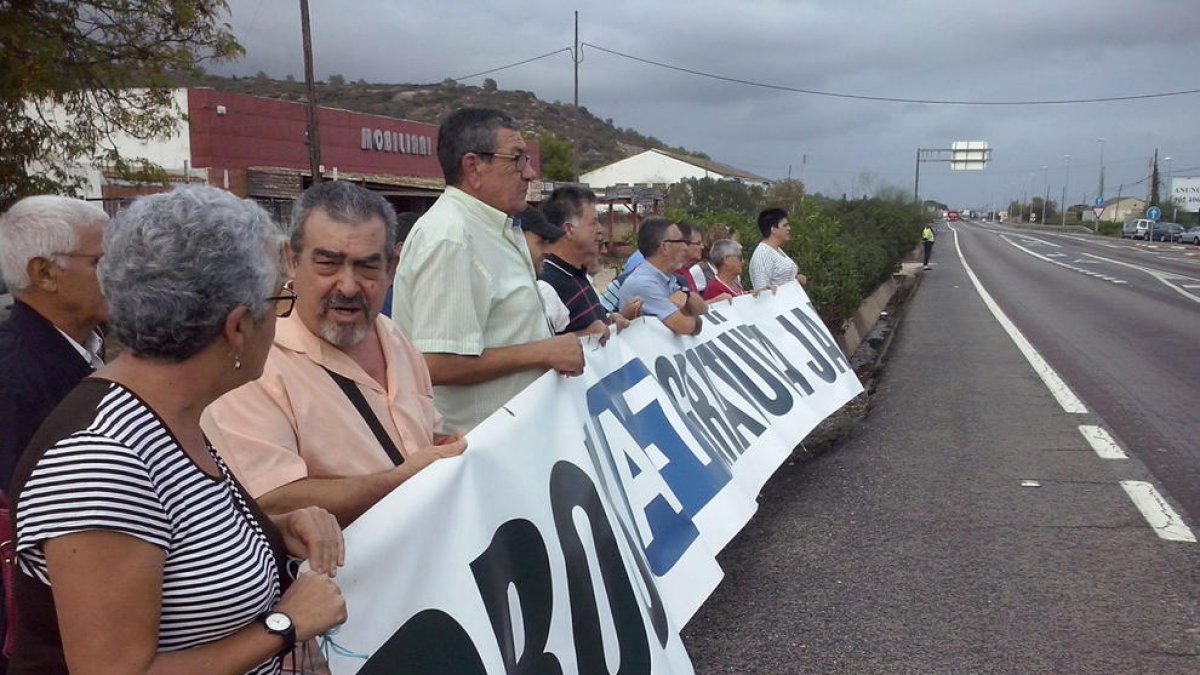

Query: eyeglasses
662,238,688,244
475,151,532,171
265,287,297,318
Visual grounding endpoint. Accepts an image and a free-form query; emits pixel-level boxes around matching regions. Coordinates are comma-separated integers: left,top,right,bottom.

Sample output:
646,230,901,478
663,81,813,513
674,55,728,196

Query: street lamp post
1041,165,1050,225
1061,155,1071,229
1165,156,1176,221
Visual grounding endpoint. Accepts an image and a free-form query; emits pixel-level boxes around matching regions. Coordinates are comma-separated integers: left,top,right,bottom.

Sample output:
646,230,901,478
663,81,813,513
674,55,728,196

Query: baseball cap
517,207,565,242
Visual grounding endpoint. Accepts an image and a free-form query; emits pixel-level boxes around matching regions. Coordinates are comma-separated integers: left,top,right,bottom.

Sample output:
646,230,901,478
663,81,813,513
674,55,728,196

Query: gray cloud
215,0,1199,209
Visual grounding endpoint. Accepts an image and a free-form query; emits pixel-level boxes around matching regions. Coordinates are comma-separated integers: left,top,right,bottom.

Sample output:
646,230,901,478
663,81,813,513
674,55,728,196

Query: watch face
264,613,292,632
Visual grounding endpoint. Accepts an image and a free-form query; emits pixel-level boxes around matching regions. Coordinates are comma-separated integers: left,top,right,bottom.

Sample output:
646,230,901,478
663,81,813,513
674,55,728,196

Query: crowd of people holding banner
0,106,809,673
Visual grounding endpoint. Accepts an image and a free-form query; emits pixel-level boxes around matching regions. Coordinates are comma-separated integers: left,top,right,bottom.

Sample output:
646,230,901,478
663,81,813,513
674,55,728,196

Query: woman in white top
748,207,809,290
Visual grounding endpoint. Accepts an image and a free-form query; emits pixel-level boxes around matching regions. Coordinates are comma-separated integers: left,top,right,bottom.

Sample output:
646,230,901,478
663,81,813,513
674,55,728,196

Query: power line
582,42,1200,106
453,47,573,82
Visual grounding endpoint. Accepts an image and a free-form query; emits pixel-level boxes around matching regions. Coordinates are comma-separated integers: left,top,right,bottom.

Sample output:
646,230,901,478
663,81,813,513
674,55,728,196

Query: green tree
327,74,345,87
482,78,498,93
537,133,575,182
0,1,242,203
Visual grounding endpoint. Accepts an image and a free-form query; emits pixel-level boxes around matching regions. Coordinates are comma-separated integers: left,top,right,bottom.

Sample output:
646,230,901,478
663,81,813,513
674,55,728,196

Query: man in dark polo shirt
540,186,641,337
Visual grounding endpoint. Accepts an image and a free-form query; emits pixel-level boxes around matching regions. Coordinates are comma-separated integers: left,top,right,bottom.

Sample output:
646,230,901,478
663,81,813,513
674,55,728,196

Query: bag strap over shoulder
321,367,405,466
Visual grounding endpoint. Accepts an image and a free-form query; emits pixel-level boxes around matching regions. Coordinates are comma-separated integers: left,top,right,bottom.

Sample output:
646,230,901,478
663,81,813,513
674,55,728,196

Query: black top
540,254,608,334
0,300,93,491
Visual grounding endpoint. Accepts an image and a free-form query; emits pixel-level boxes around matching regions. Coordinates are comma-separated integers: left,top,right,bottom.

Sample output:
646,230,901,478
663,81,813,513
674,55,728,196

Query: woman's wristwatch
258,610,297,658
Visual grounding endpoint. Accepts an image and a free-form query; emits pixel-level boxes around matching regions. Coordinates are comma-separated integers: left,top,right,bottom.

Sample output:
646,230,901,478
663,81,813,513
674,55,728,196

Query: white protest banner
322,282,863,674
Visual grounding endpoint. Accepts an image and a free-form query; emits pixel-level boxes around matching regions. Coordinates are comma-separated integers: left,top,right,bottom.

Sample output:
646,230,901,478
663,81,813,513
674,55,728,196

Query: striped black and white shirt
11,379,283,674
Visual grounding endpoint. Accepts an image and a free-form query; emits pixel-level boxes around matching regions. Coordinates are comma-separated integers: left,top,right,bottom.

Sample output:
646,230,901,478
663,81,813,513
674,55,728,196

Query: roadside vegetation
661,178,924,328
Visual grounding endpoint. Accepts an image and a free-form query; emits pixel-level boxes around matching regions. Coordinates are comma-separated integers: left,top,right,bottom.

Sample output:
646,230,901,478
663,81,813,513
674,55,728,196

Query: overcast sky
214,0,1198,211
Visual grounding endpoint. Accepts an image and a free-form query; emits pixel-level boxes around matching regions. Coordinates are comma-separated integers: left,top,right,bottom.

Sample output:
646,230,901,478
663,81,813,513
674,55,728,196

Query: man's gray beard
318,317,371,347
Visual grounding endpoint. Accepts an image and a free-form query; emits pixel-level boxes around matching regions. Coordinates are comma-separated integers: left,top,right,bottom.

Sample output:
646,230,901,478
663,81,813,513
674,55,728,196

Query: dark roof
649,149,770,184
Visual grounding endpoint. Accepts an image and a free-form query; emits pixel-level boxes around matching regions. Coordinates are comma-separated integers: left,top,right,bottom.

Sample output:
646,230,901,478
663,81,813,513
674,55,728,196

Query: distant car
1151,222,1184,242
1122,218,1155,239
1181,226,1200,245
947,210,961,222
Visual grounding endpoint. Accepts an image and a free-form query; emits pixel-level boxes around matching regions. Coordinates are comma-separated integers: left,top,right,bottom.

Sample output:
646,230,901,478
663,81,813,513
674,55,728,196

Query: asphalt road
950,222,1200,522
682,224,1200,674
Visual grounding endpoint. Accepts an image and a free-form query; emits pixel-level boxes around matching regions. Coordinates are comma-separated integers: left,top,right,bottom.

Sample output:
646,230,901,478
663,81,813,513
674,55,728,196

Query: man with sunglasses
394,108,585,432
204,182,466,528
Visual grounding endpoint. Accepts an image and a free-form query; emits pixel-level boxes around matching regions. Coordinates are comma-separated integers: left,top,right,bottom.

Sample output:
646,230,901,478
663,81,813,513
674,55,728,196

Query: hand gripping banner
323,282,863,674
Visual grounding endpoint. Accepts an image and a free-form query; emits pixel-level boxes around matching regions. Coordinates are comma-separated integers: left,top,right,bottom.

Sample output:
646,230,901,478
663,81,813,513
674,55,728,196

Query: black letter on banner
706,309,728,325
678,349,760,456
657,354,740,463
360,609,486,674
775,312,836,383
734,325,814,395
551,461,651,674
691,343,770,448
582,425,670,647
470,520,563,675
710,334,795,416
793,306,849,374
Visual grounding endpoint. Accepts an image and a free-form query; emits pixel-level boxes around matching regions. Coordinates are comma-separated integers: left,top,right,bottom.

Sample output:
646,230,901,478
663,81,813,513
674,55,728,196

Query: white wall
582,150,730,188
29,89,192,199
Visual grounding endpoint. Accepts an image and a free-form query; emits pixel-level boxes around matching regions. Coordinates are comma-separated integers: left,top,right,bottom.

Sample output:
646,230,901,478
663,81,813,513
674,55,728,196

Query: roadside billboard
1170,177,1200,213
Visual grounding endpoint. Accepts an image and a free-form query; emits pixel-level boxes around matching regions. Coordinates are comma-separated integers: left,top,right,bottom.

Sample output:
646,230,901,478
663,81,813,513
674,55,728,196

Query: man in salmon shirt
203,182,466,527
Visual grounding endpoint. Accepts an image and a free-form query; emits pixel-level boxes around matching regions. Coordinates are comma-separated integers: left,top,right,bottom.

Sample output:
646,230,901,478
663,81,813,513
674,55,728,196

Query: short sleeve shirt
541,254,608,334
201,313,442,498
749,241,799,289
392,187,553,432
617,262,681,321
11,380,282,674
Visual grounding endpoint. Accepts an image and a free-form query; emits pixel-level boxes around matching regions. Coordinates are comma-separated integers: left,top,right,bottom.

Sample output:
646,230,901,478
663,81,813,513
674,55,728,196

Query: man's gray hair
0,196,109,291
708,239,742,266
437,108,520,186
290,181,399,258
100,186,283,363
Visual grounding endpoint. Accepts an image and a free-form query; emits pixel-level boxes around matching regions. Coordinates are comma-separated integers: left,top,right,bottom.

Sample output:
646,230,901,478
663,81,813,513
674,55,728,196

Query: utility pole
572,10,580,182
1060,155,1070,229
300,0,322,185
1097,138,1105,204
1041,165,1049,225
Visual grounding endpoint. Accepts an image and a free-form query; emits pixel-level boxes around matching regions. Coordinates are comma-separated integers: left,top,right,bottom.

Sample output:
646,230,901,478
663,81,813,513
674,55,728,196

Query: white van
1121,218,1155,240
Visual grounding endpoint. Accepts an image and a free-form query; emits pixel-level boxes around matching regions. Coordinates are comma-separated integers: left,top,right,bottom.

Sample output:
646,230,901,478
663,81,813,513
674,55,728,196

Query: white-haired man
0,195,107,672
0,195,108,489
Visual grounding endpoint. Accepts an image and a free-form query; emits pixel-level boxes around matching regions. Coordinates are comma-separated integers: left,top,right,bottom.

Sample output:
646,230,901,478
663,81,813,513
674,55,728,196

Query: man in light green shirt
394,108,585,431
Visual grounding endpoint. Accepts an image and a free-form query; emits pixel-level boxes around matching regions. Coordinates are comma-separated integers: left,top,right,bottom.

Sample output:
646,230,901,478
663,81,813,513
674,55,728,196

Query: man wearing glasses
0,196,108,491
0,195,109,671
617,216,709,337
394,108,585,432
204,182,466,528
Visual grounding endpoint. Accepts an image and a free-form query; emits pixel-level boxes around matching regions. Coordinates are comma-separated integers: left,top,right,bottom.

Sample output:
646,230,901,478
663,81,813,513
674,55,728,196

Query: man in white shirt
393,108,585,431
749,207,809,290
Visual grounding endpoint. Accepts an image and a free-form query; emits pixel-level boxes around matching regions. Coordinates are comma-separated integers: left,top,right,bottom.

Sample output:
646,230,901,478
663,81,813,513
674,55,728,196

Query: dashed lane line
1078,425,1127,459
1001,236,1127,285
1079,252,1200,306
1120,481,1197,543
950,226,1088,414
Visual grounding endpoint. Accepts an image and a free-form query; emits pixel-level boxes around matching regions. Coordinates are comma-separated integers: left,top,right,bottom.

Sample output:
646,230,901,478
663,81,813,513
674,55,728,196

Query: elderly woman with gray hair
7,187,347,675
702,238,748,301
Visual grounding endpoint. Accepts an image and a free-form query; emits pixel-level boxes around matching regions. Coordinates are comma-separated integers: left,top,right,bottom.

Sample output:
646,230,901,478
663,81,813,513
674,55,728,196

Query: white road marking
1183,284,1200,289
1079,252,1200,306
1077,425,1127,459
1002,236,1127,286
950,227,1088,414
1120,481,1196,542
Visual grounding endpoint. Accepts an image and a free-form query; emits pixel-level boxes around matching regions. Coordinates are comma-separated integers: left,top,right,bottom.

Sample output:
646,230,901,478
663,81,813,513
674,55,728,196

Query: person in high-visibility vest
922,224,935,270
